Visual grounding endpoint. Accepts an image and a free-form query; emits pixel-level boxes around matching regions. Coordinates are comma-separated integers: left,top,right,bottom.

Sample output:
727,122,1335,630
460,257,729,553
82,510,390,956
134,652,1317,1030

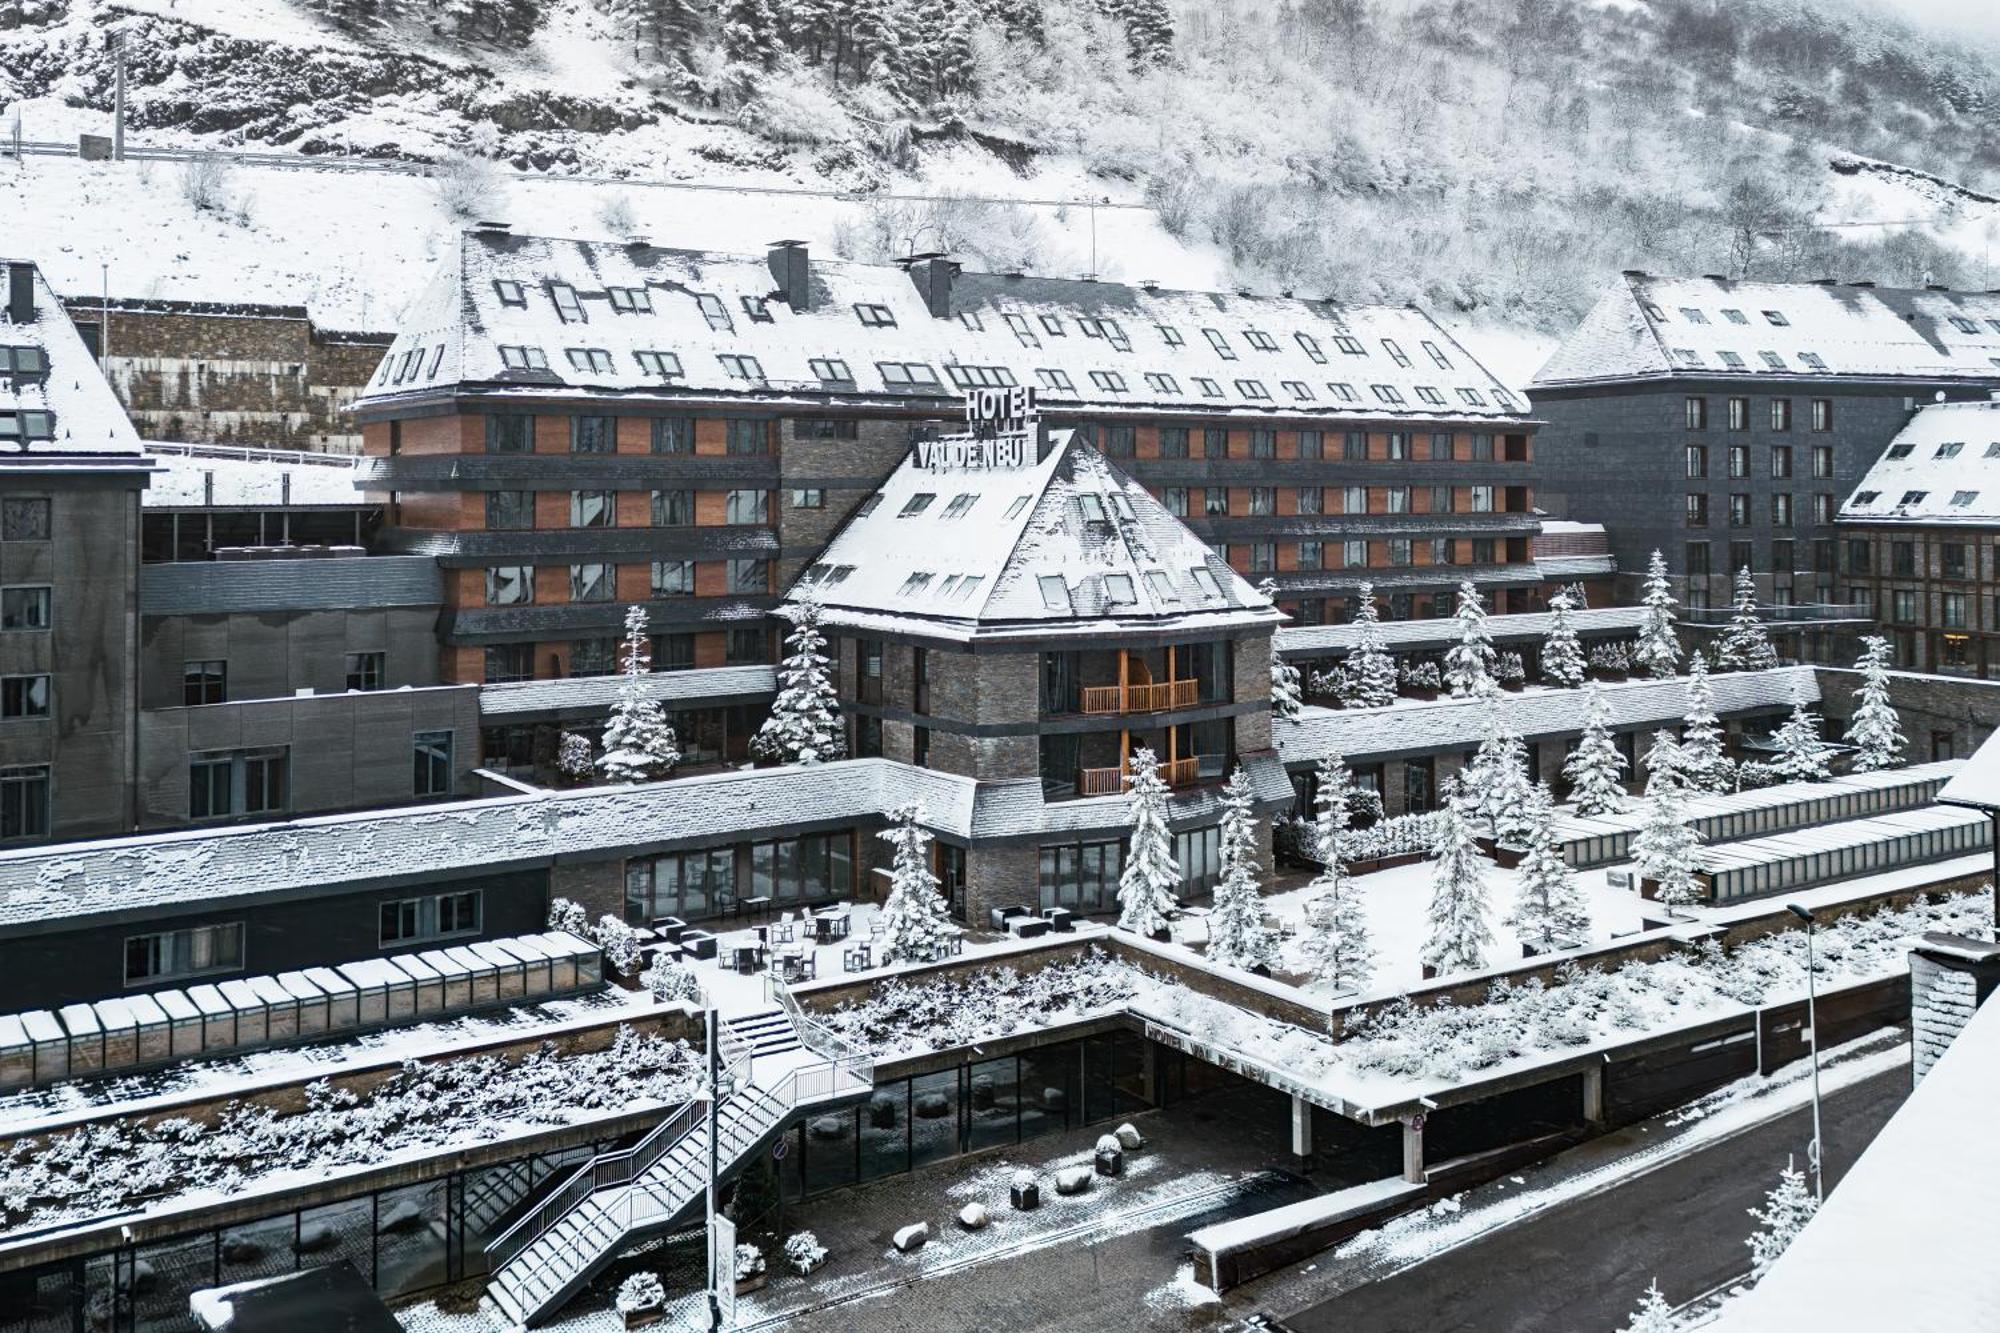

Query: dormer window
695,294,732,331
607,286,652,313
565,347,615,374
1415,385,1446,406
959,310,984,331
549,283,585,323
1039,314,1066,336
855,303,896,328
878,361,942,392
1143,372,1179,394
1380,338,1411,367
1193,377,1223,398
1282,380,1314,401
1327,381,1358,402
1234,378,1272,400
1458,388,1486,406
717,353,764,381
1003,313,1040,348
493,280,526,307
1421,340,1452,369
1156,324,1185,347
1089,370,1129,393
1332,334,1365,355
1370,384,1406,405
1035,368,1074,392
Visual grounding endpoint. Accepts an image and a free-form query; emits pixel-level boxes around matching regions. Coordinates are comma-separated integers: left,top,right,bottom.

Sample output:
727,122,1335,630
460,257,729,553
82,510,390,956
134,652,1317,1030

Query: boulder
892,1222,930,1253
1114,1123,1146,1151
914,1091,951,1119
1054,1166,1093,1196
957,1203,989,1231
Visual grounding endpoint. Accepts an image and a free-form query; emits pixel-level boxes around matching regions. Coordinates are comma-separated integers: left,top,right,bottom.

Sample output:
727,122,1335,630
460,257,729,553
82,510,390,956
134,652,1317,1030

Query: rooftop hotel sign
913,386,1041,470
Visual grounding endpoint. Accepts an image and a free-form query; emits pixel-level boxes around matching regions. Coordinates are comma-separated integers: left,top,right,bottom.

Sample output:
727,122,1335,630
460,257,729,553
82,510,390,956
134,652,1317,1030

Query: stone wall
1910,935,2000,1081
1813,665,2000,763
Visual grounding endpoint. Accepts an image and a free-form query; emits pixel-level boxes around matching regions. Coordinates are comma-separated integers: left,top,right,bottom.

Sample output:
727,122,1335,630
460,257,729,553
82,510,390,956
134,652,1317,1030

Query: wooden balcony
1078,678,1200,716
1078,756,1202,796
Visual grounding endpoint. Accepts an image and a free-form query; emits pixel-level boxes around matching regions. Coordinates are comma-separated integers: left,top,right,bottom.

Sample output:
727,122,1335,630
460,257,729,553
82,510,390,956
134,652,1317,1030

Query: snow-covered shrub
1587,641,1631,672
1400,660,1443,693
1342,812,1445,862
547,897,589,936
735,1242,765,1279
179,155,235,216
616,1272,665,1315
738,71,859,145
556,732,594,783
783,1231,827,1275
1495,651,1526,685
432,150,502,220
643,956,704,1006
595,192,639,238
595,914,643,977
818,952,1137,1059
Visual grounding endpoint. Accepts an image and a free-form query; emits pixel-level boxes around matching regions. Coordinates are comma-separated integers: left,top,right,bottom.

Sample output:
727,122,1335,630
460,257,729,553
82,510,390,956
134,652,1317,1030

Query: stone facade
139,605,440,709
65,299,391,454
1910,936,2000,1081
1812,665,2000,763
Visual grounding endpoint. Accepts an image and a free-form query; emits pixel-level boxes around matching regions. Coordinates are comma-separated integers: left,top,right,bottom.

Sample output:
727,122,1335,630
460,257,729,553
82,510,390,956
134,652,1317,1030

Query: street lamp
1786,902,1824,1203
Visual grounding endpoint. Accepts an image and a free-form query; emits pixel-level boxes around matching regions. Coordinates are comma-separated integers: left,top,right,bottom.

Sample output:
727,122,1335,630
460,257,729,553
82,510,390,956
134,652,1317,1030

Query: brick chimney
6,262,33,324
767,240,811,312
904,253,958,319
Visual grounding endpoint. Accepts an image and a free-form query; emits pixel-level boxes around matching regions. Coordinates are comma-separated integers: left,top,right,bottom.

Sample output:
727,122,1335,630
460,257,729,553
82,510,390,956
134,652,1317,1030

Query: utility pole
112,36,126,163
705,1007,722,1332
99,262,110,374
1787,902,1825,1204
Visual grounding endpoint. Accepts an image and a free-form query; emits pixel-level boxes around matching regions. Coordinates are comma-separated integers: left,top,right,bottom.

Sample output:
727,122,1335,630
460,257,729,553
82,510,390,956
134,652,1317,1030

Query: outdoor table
842,943,872,973
731,944,767,974
738,895,773,920
814,912,851,944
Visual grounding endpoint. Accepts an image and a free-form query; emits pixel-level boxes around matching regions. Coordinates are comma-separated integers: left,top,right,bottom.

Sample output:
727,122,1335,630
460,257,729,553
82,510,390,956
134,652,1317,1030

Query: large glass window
375,1180,449,1300
1174,824,1220,896
485,490,533,529
625,847,736,921
413,730,453,798
652,417,693,453
1037,839,1124,912
725,489,770,525
380,889,481,946
485,414,531,453
749,833,854,905
726,419,769,454
124,922,244,985
570,415,614,453
189,748,286,820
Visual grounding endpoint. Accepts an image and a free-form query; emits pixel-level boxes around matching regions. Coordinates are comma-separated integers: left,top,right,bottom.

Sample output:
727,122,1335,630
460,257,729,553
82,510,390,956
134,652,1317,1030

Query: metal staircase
482,999,872,1327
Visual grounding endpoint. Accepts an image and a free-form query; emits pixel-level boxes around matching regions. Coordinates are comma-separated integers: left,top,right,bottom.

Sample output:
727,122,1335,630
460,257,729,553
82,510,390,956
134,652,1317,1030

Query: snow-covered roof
1937,722,2000,812
141,447,366,509
794,429,1280,642
1838,398,2000,526
140,556,441,617
1555,760,1964,846
0,259,153,466
0,754,1294,933
478,664,777,720
1532,273,2000,390
1275,606,1645,659
1716,973,2000,1331
355,230,1531,424
1275,667,1818,765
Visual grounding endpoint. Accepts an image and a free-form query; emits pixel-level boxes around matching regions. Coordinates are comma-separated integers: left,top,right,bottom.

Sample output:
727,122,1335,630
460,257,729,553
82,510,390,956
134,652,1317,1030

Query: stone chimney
767,240,811,312
904,253,958,319
6,262,33,325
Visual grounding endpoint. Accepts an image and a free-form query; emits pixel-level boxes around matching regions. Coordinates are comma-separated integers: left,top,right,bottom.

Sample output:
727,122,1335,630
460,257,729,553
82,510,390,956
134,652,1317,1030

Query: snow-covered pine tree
1677,653,1732,794
875,803,960,965
1621,1279,1677,1333
1204,768,1276,972
752,593,846,767
1115,747,1180,938
1505,782,1591,954
1713,568,1779,672
1342,582,1399,708
1746,1159,1819,1277
1420,781,1493,976
720,0,784,68
1844,636,1906,772
1298,753,1374,991
1540,586,1586,688
1100,0,1175,66
1467,696,1536,845
1563,683,1629,815
1770,691,1833,783
598,606,681,784
1263,583,1304,720
1631,549,1683,680
1631,731,1703,911
616,0,705,62
1443,581,1496,698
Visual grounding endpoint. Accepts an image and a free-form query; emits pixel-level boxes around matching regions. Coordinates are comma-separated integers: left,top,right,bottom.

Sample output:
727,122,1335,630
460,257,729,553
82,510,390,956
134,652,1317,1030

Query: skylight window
549,283,586,323
1156,324,1185,347
493,279,526,307
945,364,1017,389
1004,313,1041,348
1004,496,1031,519
1110,494,1136,522
1949,316,1980,335
1089,370,1130,393
717,353,764,381
1797,351,1829,371
1327,381,1359,402
565,347,614,373
1190,567,1223,600
1885,444,1913,460
1083,318,1131,351
1679,308,1708,325
1672,348,1703,368
809,357,854,386
740,295,773,323
1077,494,1107,523
1143,571,1177,602
898,573,934,596
1038,575,1070,612
1852,491,1879,505
0,346,48,379
1937,442,1965,459
1370,383,1406,405
1380,339,1412,368
1762,310,1789,327
899,493,936,516
1282,380,1314,401
1193,377,1224,398
1415,385,1446,406
1035,368,1074,392
1332,334,1365,356
940,493,978,519
1234,378,1272,400
1952,490,1979,507
855,303,897,327
498,345,548,370
1203,329,1237,360
1295,333,1326,364
825,564,855,584
1758,351,1786,370
855,496,883,518
1986,443,2000,458
1722,309,1749,325
1641,302,1667,321
936,575,961,599
1987,319,2000,335
634,350,682,377
1421,340,1452,369
1717,351,1747,369
607,286,653,313
1103,573,1137,605
1899,490,1928,506
877,361,942,392
1457,388,1486,406
1040,315,1067,336
1243,329,1278,352
0,410,55,442
953,576,984,602
1143,372,1180,394
959,310,984,331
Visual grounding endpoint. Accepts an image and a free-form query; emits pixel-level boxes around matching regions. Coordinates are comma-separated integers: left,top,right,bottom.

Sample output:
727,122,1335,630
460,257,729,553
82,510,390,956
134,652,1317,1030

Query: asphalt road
1277,1063,1910,1333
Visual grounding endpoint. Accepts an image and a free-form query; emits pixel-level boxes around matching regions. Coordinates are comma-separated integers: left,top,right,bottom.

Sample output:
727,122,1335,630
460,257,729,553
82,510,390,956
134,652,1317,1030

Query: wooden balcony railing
1078,678,1201,716
1077,756,1203,796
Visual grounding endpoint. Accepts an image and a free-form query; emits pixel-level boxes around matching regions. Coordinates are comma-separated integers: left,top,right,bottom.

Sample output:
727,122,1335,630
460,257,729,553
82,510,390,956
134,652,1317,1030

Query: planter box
1011,1182,1040,1211
1589,668,1628,683
734,1273,767,1297
1402,688,1439,702
1499,679,1526,692
1095,1147,1124,1178
623,1308,665,1330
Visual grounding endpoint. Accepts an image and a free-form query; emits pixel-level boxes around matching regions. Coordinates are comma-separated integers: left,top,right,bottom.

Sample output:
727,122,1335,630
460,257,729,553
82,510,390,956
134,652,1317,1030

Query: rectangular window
1727,397,1750,431
570,490,615,528
1685,397,1708,430
1847,539,1872,575
1728,445,1750,478
180,659,226,707
726,626,769,663
1101,425,1136,457
1811,399,1833,432
189,748,287,820
651,418,693,453
1343,431,1366,461
1248,487,1275,516
1297,487,1323,515
570,638,617,677
1943,543,1968,581
1771,493,1793,527
1385,487,1411,514
486,414,532,453
1341,539,1368,569
0,765,47,839
652,559,695,596
1686,444,1707,478
1892,541,1915,577
1891,589,1917,622
789,488,826,509
1469,485,1495,513
1813,493,1834,524
380,890,481,947
1297,429,1324,460
1342,485,1367,514
1770,446,1793,479
1685,541,1711,576
1249,429,1277,459
1730,494,1751,526
1470,433,1494,461
1162,487,1188,517
1943,593,1969,628
1203,428,1228,459
485,490,533,530
1388,538,1413,565
570,415,614,454
718,354,765,382
1158,427,1189,458
413,730,453,798
1730,539,1755,574
725,489,770,525
124,923,244,985
1429,485,1454,513
1247,542,1276,572
726,419,769,454
793,417,858,440
570,564,614,602
1812,445,1834,479
484,643,534,683
1297,541,1323,570
1203,487,1229,516
0,673,49,718
344,652,384,692
729,558,769,594
0,498,49,541
652,489,693,526
1770,398,1792,431
0,585,50,632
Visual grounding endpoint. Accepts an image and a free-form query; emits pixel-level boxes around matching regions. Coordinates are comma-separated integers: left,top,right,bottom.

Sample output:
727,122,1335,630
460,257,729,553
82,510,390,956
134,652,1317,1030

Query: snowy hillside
2,0,1998,363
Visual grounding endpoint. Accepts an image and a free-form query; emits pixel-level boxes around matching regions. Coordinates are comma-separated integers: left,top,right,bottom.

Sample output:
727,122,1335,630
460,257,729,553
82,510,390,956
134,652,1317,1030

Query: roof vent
999,269,1026,280
1280,288,1295,299
1927,283,1951,291
472,220,511,235
904,253,959,319
1848,280,1875,288
1235,287,1253,297
1138,279,1160,291
624,233,650,248
1620,269,1648,278
1702,273,1727,282
1810,277,1837,285
766,240,811,313
5,262,33,325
